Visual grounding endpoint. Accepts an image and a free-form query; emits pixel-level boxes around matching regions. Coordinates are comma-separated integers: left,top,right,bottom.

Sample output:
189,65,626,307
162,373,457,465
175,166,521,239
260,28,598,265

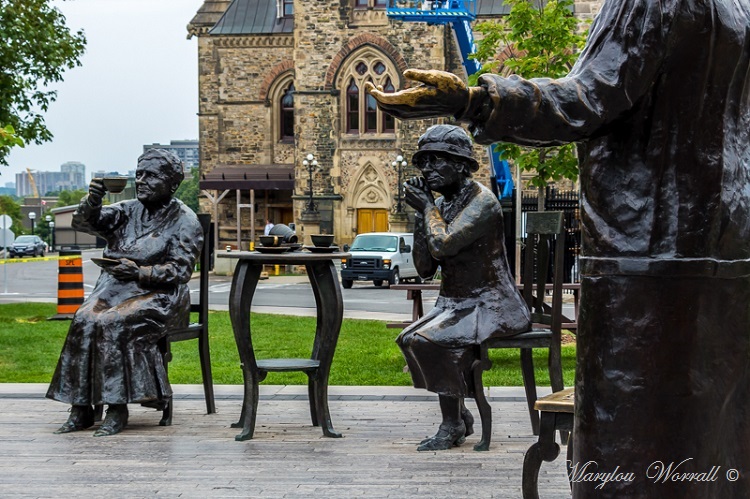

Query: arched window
339,49,398,136
280,82,295,141
267,71,295,144
347,80,360,133
365,80,378,133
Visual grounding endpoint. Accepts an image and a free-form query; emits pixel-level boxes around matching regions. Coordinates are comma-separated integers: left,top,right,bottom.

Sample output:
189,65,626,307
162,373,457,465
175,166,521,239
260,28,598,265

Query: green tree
0,124,24,150
0,0,86,164
56,189,87,208
0,195,24,235
469,0,588,190
174,167,200,213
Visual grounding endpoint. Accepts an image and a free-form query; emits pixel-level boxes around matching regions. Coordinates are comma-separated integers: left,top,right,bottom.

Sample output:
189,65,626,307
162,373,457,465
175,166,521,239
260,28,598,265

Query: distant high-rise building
15,162,87,197
60,162,86,190
143,140,199,170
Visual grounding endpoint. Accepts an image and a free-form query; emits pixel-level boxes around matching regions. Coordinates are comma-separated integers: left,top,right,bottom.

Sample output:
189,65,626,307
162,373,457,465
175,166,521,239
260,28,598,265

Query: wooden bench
522,387,575,499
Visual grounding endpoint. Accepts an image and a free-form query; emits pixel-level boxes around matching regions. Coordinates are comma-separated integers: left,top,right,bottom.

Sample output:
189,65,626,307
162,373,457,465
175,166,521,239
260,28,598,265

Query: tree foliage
469,0,588,188
0,195,24,235
0,124,24,150
174,167,200,213
0,0,86,164
55,189,87,208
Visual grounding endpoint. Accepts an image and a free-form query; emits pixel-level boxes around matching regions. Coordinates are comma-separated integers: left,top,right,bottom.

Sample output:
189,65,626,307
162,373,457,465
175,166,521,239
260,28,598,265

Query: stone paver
0,385,571,498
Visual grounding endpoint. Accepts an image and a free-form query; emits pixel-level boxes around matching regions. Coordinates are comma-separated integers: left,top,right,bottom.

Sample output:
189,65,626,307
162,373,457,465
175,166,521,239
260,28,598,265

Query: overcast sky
3,0,205,186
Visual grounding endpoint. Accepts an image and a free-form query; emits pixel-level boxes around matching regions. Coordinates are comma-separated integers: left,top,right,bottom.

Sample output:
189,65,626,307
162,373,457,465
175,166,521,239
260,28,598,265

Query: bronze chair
472,211,567,451
158,212,215,425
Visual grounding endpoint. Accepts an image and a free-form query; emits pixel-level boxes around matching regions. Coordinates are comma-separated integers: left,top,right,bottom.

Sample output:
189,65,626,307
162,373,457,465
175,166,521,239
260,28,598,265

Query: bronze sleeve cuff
455,86,490,123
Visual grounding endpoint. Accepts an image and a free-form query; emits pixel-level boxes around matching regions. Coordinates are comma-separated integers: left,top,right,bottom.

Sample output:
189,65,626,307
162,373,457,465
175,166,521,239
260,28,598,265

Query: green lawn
0,303,576,386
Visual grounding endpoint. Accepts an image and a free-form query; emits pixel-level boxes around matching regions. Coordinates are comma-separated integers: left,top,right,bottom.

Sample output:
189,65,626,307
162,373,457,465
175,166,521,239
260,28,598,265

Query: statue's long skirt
573,258,750,498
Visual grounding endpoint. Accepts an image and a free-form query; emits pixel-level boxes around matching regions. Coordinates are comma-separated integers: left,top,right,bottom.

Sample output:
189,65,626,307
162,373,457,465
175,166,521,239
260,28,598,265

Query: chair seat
257,358,321,372
485,328,553,348
534,387,575,413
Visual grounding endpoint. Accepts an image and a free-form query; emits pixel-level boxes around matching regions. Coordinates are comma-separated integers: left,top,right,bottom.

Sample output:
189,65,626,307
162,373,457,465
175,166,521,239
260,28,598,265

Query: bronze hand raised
365,69,470,120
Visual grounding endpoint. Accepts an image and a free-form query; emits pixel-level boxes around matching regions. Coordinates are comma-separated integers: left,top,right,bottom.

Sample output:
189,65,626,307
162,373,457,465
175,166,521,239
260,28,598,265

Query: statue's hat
412,125,479,172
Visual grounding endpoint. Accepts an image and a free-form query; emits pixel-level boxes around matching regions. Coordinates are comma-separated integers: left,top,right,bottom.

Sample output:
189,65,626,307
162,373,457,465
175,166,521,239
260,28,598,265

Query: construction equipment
386,0,514,198
25,168,40,198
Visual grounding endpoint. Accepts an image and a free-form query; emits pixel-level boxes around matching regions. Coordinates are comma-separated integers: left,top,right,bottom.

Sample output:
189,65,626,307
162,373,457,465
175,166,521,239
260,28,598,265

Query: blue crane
386,0,514,198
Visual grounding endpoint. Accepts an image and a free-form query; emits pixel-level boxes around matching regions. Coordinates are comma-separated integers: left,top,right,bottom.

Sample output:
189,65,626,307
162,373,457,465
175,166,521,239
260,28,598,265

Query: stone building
187,0,603,248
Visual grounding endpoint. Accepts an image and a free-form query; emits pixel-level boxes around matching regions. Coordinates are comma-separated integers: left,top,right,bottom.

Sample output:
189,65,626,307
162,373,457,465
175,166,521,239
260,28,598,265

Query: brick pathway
0,385,571,498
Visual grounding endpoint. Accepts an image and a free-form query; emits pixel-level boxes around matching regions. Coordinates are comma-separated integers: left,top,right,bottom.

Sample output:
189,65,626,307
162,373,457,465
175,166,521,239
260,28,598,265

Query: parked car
9,235,46,258
340,232,422,289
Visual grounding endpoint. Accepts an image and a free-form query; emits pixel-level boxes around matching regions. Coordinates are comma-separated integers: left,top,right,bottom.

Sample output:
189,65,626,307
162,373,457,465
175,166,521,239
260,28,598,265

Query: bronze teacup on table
310,234,335,247
259,235,281,247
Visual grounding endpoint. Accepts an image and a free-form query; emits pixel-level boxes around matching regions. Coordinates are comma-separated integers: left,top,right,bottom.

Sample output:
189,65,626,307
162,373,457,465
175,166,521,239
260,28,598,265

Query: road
0,250,578,324
0,249,431,322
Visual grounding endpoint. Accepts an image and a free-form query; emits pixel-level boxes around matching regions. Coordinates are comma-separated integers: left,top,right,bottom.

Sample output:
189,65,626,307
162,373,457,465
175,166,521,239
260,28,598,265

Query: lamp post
28,211,36,235
302,153,319,214
391,155,407,214
46,215,54,251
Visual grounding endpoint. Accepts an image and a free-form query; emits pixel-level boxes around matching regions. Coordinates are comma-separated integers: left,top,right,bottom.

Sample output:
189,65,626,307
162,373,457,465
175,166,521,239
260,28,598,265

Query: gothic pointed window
347,79,360,133
280,82,295,141
365,81,378,133
339,50,399,136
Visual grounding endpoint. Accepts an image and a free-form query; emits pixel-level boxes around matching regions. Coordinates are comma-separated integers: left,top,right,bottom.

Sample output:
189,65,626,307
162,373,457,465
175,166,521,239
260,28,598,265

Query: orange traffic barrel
50,250,84,320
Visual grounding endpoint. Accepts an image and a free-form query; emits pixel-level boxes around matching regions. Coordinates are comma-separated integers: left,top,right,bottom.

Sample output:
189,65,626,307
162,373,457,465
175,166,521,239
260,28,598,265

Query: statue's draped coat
459,0,750,496
47,198,203,406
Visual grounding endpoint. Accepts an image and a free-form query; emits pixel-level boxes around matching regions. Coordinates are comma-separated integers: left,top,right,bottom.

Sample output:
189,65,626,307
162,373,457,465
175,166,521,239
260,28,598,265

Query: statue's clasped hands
364,69,470,120
404,176,435,213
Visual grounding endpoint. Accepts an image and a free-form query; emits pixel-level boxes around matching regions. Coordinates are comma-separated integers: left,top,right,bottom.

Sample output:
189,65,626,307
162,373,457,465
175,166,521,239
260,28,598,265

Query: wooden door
357,209,389,233
374,209,388,232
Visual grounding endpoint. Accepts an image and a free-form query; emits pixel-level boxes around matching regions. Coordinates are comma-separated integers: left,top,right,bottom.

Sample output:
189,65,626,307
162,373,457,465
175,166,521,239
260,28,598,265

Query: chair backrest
193,213,211,324
521,211,565,331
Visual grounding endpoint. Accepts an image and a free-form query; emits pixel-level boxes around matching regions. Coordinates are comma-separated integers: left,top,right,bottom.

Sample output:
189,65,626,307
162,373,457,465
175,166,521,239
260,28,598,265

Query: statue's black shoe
54,405,95,434
93,405,129,437
417,421,466,451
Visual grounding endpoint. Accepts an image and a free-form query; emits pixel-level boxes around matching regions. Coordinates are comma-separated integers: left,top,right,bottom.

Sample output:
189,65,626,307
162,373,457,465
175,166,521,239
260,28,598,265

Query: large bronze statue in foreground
47,149,203,437
368,0,750,497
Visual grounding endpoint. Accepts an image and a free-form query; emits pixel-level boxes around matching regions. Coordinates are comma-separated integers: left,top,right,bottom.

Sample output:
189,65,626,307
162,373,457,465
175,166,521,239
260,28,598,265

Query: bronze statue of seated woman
47,149,203,436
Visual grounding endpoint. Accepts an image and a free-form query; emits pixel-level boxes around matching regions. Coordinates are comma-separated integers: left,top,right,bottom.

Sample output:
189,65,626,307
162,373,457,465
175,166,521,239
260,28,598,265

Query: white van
340,232,421,288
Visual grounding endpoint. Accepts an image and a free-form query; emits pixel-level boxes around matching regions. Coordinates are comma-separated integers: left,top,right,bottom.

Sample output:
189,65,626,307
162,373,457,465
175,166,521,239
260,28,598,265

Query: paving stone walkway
0,385,570,498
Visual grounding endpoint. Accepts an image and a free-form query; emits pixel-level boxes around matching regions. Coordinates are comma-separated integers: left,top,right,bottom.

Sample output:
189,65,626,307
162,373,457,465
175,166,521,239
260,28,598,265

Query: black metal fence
502,187,581,283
